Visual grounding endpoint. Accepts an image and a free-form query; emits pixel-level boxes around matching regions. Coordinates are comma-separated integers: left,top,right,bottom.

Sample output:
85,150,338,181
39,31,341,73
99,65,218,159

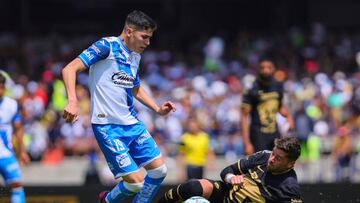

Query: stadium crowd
0,23,359,182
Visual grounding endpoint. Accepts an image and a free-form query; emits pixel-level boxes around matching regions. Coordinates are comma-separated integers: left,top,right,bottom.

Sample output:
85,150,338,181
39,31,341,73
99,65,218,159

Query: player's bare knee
122,171,144,183
9,182,22,189
199,179,213,198
147,164,167,179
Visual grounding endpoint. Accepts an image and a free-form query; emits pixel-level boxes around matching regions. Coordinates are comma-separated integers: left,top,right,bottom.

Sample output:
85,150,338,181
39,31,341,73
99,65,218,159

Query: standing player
241,57,294,155
0,73,30,203
157,137,303,203
62,10,176,203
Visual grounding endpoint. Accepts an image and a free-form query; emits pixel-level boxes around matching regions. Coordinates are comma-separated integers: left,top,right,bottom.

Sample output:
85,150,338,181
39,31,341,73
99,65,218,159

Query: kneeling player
157,137,303,203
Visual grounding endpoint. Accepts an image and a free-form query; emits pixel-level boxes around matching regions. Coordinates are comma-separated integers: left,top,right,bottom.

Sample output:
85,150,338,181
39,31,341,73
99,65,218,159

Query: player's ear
124,26,134,37
287,160,295,169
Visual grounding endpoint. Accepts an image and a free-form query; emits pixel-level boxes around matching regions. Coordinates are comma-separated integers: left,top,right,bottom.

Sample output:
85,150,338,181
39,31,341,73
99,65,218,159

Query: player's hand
230,175,245,187
244,142,254,155
19,151,30,166
287,117,295,132
157,101,176,116
63,101,79,123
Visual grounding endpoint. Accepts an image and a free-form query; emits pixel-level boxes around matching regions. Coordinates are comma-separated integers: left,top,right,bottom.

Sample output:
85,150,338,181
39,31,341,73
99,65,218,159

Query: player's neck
271,167,293,175
119,33,132,52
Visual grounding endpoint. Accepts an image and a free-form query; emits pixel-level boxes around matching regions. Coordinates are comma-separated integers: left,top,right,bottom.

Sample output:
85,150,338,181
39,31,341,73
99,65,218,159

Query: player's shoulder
3,96,17,105
246,150,271,163
102,36,118,43
2,96,18,110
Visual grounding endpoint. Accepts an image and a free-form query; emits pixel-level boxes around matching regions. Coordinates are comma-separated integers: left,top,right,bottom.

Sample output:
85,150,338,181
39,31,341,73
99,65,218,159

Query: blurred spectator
177,117,215,181
332,125,353,182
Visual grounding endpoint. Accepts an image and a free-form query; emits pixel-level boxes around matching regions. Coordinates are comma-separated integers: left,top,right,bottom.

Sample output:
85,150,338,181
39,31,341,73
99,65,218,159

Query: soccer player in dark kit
157,137,303,203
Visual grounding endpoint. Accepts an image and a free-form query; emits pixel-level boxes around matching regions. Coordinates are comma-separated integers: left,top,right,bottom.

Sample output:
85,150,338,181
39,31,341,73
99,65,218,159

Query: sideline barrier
0,184,359,203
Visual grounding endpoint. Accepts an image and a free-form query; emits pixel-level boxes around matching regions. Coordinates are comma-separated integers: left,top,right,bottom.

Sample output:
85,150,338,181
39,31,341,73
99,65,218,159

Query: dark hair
258,54,276,67
274,137,301,161
0,73,6,85
125,10,157,30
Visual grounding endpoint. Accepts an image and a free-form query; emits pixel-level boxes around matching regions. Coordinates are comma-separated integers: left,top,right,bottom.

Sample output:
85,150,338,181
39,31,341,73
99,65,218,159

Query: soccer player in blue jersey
0,73,30,203
62,10,176,203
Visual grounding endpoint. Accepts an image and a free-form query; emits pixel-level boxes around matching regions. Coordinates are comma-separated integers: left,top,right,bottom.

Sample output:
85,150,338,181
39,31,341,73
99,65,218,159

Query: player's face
259,60,275,78
0,83,5,98
267,147,295,173
128,28,154,53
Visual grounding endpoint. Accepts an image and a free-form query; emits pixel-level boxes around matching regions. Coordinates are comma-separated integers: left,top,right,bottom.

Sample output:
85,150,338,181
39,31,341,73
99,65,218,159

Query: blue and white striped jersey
0,97,21,158
79,37,141,125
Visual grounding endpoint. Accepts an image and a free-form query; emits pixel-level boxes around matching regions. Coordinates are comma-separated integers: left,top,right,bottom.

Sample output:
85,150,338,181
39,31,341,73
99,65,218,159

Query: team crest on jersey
111,70,135,88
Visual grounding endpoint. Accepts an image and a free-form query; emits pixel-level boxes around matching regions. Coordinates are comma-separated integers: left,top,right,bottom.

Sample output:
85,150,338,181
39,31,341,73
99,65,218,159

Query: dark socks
157,179,203,203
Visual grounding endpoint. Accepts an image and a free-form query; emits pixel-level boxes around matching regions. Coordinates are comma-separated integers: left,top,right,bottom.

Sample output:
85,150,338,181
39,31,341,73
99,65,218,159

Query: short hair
125,10,157,31
258,54,276,67
274,137,301,161
0,73,6,85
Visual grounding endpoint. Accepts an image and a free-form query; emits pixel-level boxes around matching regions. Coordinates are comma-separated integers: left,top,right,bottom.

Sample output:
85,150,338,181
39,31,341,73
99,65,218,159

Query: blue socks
105,181,137,203
132,175,165,203
11,187,25,203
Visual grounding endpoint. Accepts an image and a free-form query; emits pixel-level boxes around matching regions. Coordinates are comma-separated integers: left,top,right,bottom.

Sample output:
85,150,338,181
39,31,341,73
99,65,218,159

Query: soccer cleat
98,191,109,203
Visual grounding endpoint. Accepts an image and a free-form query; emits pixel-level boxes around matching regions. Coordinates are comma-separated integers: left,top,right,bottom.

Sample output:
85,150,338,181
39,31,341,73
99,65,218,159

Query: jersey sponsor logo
111,71,135,88
116,153,131,168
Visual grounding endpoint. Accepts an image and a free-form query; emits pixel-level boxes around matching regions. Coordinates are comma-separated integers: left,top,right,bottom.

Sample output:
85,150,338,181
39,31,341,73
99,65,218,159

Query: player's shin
157,179,203,203
11,187,25,203
106,181,143,202
133,164,167,203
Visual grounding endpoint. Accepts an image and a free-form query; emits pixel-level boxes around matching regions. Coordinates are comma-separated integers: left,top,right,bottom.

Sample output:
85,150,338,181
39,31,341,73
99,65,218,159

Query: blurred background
0,0,360,202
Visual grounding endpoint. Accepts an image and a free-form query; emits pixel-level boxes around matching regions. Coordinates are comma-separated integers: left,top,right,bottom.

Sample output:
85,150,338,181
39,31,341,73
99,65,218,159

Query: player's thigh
129,125,162,168
92,124,139,178
202,179,227,202
0,156,22,186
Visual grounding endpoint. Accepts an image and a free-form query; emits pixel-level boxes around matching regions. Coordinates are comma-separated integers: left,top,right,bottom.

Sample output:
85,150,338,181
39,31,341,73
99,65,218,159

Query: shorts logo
116,153,131,168
136,132,151,145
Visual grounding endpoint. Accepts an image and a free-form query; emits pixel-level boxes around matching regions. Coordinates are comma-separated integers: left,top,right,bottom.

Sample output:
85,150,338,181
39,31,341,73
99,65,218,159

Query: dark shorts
187,165,204,180
250,128,279,152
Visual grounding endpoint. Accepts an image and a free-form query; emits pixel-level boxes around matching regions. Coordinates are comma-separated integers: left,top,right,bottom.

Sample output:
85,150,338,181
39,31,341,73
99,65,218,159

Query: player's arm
132,85,176,116
62,58,86,122
220,151,268,185
277,83,294,131
279,105,294,131
220,160,243,181
12,111,29,165
62,38,110,123
241,104,253,155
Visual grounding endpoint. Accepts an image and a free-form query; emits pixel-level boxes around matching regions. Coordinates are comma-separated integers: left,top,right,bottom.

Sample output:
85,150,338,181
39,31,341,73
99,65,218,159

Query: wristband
225,174,235,183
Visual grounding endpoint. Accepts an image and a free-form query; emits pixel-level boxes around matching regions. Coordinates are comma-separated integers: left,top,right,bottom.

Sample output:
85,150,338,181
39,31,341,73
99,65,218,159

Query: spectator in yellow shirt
178,117,215,181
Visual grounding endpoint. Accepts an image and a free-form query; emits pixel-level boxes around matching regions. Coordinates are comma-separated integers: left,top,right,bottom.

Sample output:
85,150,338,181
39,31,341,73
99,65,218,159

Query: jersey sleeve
133,72,140,87
11,103,22,124
220,160,242,181
242,89,254,110
78,38,111,68
239,150,270,173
